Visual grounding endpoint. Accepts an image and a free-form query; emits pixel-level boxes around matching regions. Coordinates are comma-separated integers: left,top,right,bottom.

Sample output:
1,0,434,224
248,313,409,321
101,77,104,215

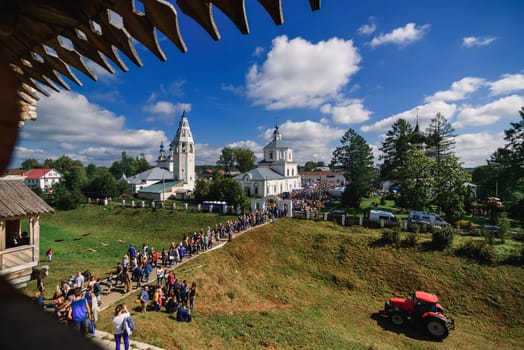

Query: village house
23,168,61,192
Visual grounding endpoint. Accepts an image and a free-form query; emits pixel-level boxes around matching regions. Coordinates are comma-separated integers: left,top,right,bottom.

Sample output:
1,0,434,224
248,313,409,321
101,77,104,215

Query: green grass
35,203,236,289
26,207,524,350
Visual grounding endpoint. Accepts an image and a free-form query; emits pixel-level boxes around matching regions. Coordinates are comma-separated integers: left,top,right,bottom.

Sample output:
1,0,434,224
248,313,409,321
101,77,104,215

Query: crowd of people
36,207,280,348
282,183,337,217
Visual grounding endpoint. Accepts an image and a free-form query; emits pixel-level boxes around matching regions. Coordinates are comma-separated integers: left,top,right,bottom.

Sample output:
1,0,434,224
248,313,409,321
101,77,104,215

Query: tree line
330,108,524,222
18,108,523,221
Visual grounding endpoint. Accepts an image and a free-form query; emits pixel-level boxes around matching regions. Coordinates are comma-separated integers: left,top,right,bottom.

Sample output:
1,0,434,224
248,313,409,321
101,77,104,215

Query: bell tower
172,111,195,189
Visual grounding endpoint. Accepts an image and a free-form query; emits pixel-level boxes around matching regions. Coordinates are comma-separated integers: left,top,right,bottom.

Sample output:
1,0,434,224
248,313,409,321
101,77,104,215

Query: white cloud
246,35,361,110
252,46,265,57
361,101,457,133
370,23,430,47
453,94,524,128
194,143,221,165
358,16,376,35
456,132,505,167
489,73,524,96
221,83,244,96
425,77,485,102
85,60,118,83
259,120,345,164
226,140,264,160
143,100,191,124
462,36,496,47
15,91,168,166
321,100,372,125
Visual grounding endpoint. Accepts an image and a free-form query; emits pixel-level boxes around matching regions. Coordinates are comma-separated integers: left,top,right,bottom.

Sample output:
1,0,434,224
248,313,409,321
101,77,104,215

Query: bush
381,229,400,246
455,239,498,265
402,232,419,247
431,227,454,250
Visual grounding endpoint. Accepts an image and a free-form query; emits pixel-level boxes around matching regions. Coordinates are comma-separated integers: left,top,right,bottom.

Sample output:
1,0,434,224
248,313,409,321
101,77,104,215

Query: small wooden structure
0,178,53,288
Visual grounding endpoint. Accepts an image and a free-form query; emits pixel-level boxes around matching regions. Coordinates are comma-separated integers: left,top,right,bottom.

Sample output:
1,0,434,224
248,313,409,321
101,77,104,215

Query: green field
28,205,524,350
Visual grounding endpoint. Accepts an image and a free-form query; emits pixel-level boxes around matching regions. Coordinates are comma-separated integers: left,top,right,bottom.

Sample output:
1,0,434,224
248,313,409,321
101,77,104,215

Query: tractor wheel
425,317,449,339
390,312,406,326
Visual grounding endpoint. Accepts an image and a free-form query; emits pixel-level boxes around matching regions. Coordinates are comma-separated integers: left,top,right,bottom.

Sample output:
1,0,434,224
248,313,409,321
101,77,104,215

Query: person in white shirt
112,304,133,350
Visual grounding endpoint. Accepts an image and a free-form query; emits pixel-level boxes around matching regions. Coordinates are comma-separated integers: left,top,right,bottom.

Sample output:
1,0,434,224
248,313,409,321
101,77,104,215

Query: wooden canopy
0,178,54,219
0,0,320,174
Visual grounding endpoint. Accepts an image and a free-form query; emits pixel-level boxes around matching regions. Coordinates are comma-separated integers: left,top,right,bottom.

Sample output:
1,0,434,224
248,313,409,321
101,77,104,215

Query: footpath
86,222,269,350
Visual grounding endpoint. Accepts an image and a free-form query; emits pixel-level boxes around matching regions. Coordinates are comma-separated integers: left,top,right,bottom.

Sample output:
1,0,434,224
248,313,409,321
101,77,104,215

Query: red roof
24,168,56,179
3,169,26,176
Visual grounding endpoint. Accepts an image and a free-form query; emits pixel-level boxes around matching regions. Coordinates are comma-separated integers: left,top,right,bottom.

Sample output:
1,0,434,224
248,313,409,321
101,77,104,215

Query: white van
369,210,396,223
409,211,448,226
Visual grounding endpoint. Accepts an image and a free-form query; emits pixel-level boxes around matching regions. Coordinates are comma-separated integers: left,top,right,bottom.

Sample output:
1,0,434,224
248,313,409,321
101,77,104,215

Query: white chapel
234,124,302,197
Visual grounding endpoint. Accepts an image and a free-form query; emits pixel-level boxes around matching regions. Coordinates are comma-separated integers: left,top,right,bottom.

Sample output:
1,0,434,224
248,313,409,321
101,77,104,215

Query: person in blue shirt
176,303,191,322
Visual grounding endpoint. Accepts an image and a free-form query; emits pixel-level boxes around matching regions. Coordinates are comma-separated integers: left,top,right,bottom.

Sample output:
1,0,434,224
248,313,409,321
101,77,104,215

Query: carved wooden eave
0,0,320,173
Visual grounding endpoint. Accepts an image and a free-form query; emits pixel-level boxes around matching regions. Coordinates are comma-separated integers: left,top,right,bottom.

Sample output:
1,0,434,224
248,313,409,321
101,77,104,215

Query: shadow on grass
370,311,444,343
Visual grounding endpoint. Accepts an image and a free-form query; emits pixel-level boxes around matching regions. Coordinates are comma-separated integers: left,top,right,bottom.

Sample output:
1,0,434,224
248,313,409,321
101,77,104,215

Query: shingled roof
0,0,321,177
0,178,54,219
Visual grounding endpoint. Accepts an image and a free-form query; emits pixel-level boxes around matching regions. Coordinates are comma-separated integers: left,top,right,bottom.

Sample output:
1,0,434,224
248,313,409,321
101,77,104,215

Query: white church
127,112,195,201
234,124,302,197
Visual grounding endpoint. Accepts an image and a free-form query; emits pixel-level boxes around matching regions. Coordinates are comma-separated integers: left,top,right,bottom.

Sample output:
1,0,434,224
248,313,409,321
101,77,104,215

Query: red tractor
384,291,455,340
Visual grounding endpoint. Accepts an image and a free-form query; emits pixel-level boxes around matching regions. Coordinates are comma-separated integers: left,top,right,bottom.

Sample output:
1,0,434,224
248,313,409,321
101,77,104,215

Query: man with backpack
68,288,92,334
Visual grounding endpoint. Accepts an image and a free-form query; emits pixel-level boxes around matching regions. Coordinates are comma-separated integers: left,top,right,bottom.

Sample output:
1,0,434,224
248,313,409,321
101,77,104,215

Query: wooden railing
0,245,35,272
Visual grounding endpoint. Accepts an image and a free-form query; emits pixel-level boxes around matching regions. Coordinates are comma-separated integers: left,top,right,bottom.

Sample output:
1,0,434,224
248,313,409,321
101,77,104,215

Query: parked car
409,211,448,226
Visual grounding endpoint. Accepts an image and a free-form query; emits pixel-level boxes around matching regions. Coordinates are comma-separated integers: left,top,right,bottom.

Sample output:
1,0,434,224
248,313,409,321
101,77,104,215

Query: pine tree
331,129,376,208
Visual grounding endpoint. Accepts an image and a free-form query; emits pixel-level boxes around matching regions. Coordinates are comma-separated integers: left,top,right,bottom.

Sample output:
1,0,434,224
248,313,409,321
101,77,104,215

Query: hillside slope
97,218,524,350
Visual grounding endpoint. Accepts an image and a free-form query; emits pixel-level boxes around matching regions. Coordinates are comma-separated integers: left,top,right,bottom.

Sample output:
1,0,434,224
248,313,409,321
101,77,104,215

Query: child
46,248,54,262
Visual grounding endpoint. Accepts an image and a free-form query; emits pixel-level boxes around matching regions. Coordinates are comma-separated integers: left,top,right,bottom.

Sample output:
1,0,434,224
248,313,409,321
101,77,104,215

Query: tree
52,155,83,174
86,163,97,177
63,165,88,191
234,148,256,173
331,129,376,208
216,147,256,174
434,154,471,219
193,178,211,202
379,118,413,182
110,152,138,178
85,168,118,198
425,113,457,212
209,177,246,206
303,161,316,171
484,107,524,219
136,153,152,174
20,158,41,170
426,113,456,160
216,147,236,174
396,148,435,210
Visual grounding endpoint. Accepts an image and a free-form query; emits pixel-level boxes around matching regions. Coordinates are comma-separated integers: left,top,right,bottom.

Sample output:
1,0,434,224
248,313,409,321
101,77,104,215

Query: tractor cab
412,291,444,314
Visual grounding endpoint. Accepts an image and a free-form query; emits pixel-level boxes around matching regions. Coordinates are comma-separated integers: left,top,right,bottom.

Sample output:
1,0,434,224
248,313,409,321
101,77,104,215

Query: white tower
172,112,195,190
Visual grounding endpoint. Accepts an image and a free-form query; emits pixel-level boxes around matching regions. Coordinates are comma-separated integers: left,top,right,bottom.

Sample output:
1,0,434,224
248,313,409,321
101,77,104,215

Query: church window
269,152,273,160
182,143,186,153
292,169,294,176
287,169,289,176
189,144,193,153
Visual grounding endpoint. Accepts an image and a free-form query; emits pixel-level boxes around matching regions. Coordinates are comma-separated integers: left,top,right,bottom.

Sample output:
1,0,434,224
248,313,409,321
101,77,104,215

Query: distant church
127,112,195,201
234,124,302,197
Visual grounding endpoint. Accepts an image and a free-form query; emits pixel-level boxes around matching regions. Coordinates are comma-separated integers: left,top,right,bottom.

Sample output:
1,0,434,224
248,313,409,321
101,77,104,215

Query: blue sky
11,0,524,169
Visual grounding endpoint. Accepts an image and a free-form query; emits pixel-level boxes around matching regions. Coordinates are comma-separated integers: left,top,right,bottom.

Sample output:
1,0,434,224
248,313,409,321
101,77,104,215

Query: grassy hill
31,206,524,349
